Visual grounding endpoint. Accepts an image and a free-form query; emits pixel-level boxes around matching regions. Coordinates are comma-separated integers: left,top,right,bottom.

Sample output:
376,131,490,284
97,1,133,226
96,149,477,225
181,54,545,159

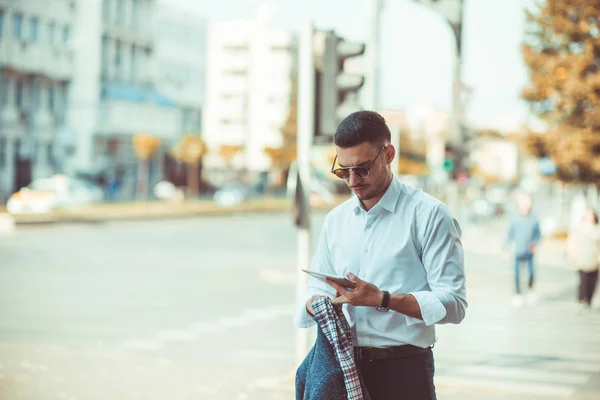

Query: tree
280,77,298,167
219,145,244,167
521,0,600,183
133,134,161,200
398,128,429,176
170,134,206,199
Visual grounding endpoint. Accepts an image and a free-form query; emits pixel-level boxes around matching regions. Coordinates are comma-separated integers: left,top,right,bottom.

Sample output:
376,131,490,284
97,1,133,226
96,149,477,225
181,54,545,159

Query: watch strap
378,290,390,311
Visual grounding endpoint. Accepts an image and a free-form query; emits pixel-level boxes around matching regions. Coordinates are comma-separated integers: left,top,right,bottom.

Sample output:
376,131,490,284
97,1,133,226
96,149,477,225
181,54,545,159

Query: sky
166,0,531,132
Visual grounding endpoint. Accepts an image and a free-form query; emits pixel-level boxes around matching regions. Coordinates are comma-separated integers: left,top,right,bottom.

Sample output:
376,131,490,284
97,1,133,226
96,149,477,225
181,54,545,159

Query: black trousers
578,269,599,305
357,347,436,400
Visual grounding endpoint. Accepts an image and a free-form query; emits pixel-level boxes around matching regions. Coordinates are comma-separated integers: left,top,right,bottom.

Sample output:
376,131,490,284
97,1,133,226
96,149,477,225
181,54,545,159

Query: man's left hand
327,273,382,307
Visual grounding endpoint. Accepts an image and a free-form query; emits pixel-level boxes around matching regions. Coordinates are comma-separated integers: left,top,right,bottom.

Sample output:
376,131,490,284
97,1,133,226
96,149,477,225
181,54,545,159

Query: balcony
0,41,72,81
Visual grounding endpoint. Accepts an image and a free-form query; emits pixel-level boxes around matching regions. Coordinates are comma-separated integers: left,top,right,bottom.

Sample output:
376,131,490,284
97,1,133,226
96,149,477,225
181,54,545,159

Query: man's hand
306,294,332,316
326,273,382,307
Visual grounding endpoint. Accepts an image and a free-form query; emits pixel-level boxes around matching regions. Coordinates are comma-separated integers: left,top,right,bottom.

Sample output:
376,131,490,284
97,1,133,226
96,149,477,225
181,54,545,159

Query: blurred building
69,0,184,200
202,8,296,186
154,3,205,134
469,131,520,184
0,0,75,201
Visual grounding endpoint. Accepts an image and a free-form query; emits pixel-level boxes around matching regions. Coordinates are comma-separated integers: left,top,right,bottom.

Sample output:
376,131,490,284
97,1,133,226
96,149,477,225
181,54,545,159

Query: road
1,213,599,399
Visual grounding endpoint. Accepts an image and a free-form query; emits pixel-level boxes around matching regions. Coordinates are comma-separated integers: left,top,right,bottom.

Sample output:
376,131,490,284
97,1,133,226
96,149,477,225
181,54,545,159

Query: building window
224,44,249,53
48,85,55,111
0,138,5,167
0,75,7,106
30,17,39,42
0,9,5,39
226,69,247,77
102,0,111,22
13,13,23,40
131,0,139,27
130,44,137,82
116,0,124,25
48,22,56,45
101,36,110,78
63,25,70,43
15,80,23,109
115,40,122,80
32,81,42,109
58,83,68,120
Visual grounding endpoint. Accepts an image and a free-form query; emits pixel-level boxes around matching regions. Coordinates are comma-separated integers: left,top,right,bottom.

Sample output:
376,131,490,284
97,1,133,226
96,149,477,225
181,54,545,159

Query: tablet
302,269,357,289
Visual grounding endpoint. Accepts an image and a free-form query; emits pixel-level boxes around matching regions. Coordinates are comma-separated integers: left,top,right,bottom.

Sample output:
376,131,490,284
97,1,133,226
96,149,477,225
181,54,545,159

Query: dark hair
334,110,391,148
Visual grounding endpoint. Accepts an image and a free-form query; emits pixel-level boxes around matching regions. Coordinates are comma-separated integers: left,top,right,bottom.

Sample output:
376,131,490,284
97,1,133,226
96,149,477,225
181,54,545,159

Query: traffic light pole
295,20,316,366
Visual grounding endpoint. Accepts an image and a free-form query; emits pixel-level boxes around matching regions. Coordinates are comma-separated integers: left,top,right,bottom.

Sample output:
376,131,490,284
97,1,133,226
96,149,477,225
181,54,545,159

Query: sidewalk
6,196,348,225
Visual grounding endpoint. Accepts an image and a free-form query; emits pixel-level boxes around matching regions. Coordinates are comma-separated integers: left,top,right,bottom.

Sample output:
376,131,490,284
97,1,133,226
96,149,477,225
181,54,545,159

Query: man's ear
386,145,396,165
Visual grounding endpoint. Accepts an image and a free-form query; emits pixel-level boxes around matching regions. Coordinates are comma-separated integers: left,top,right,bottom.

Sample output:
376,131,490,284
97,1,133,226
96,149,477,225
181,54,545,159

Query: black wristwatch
376,290,390,312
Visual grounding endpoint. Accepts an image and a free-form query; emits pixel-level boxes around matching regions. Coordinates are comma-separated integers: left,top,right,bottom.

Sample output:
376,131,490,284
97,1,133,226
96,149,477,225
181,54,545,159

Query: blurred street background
2,0,600,398
1,214,600,399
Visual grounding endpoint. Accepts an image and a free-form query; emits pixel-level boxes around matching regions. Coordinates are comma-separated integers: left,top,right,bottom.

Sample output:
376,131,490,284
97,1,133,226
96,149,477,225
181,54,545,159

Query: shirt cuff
294,298,316,328
405,291,447,327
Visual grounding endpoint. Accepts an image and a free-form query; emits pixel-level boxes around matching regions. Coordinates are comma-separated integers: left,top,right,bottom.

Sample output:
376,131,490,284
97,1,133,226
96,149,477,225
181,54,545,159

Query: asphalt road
1,213,599,399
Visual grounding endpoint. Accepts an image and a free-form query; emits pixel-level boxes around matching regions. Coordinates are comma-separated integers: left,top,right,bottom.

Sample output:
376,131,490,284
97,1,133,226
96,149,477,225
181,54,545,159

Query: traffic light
314,30,366,143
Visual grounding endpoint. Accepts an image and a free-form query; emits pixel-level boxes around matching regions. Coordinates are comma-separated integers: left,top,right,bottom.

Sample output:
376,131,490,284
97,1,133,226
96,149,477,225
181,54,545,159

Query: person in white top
294,111,467,400
566,208,600,312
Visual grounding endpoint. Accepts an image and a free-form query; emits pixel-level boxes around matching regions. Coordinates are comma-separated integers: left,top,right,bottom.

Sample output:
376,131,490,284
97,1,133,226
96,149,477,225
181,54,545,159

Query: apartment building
202,11,296,185
0,0,75,200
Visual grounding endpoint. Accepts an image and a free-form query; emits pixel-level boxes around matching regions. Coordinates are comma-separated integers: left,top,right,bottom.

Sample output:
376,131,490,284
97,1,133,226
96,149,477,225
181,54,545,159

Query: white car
6,175,105,214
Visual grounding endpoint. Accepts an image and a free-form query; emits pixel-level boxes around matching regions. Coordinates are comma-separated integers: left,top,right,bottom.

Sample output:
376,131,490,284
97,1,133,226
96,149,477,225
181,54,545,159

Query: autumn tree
398,128,429,176
521,0,600,183
133,134,161,200
170,134,206,199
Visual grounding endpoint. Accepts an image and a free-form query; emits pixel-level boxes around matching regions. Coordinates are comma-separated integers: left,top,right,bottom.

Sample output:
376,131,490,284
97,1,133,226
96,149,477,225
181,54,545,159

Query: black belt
353,345,429,362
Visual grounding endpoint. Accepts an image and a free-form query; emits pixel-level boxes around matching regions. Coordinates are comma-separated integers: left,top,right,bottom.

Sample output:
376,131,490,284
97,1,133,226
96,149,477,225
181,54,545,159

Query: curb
10,198,347,226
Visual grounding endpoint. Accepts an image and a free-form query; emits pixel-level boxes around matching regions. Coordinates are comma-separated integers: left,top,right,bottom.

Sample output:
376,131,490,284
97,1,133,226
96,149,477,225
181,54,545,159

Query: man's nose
347,170,362,186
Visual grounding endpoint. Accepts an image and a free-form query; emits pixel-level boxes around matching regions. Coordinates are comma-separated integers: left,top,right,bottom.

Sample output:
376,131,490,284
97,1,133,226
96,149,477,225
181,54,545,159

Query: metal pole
450,0,465,166
295,20,315,366
363,0,382,110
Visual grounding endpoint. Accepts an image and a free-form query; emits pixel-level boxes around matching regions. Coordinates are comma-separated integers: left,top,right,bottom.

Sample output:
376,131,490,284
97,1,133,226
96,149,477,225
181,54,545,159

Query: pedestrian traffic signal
314,30,366,143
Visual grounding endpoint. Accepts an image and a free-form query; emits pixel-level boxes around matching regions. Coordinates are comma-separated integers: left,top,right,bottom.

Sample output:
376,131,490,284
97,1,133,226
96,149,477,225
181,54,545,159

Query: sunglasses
330,146,388,179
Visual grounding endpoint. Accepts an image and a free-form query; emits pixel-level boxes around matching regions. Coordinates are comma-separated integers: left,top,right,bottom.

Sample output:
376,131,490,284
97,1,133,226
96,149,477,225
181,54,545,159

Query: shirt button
364,248,368,254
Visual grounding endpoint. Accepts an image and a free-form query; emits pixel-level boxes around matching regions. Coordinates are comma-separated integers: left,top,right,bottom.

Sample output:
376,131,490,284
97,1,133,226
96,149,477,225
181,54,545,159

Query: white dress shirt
294,176,467,348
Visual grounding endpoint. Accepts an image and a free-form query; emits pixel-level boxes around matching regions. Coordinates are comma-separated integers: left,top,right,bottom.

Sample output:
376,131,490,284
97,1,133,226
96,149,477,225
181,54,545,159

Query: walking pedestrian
566,208,600,312
504,193,541,307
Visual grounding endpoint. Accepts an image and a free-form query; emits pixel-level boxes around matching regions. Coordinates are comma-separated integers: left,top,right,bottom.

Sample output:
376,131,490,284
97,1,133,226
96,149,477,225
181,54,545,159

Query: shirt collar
353,176,401,215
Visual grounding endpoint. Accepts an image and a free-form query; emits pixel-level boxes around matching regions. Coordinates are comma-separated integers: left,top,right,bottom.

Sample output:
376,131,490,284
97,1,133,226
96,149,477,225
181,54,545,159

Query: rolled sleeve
416,204,468,326
405,291,447,326
294,215,337,328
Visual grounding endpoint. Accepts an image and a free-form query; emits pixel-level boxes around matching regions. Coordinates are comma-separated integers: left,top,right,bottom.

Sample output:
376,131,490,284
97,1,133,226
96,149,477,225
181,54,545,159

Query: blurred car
6,175,105,214
213,185,248,206
468,197,494,223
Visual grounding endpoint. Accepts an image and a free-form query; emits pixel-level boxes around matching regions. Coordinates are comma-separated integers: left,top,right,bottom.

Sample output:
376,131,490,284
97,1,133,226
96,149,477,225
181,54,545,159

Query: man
294,111,467,399
504,193,541,307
